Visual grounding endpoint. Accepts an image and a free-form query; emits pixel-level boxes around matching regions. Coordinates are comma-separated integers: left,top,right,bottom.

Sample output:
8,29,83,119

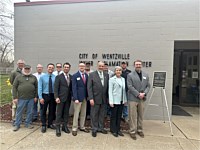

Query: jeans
122,105,128,118
15,99,34,127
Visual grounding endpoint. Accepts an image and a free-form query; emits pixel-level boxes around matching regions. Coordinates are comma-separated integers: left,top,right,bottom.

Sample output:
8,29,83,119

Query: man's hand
90,99,94,106
13,99,18,104
40,98,45,104
34,98,38,103
138,93,145,100
74,100,79,104
56,98,60,104
124,102,127,106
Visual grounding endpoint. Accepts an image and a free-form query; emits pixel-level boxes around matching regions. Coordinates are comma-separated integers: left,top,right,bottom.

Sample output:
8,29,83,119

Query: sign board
153,71,166,88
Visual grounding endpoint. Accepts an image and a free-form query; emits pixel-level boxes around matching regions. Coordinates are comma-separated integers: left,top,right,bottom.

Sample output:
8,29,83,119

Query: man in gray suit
127,60,150,140
87,61,109,137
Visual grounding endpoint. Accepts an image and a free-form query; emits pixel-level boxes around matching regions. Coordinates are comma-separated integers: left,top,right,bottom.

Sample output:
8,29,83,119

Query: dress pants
90,103,106,132
110,104,124,133
86,100,91,118
72,99,87,131
128,101,144,133
56,99,71,126
41,93,56,126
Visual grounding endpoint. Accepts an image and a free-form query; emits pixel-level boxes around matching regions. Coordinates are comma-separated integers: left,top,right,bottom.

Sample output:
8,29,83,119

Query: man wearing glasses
127,60,150,140
53,63,63,76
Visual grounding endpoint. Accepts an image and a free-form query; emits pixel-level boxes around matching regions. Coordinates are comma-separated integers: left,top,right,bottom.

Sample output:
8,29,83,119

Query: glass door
179,50,199,106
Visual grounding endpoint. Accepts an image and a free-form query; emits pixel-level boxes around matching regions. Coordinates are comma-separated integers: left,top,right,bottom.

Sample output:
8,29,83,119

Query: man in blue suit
72,63,90,136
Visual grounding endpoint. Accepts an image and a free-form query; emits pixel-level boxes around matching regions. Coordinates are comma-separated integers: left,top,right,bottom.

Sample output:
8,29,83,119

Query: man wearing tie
87,61,109,137
72,63,90,136
54,62,72,137
38,63,56,133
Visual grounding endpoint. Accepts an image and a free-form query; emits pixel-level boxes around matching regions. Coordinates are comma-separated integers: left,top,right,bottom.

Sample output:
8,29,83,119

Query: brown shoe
72,131,77,136
130,133,137,140
138,131,144,138
80,128,90,133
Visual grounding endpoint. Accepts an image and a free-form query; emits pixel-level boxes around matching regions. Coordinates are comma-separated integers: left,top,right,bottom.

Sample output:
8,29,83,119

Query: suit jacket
87,70,109,104
109,75,127,105
72,71,88,102
54,73,72,102
127,70,150,102
121,69,131,92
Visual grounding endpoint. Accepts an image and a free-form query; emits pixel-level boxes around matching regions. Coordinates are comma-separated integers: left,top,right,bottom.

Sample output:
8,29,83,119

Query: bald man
33,64,45,121
10,59,25,85
87,61,109,137
71,63,90,136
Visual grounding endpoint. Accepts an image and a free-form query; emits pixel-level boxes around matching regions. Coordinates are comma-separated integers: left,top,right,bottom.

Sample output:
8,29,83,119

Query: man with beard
127,60,150,140
12,65,38,131
121,61,131,122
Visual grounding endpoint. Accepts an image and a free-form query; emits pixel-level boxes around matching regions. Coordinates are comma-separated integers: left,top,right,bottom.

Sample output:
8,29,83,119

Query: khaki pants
72,99,87,131
128,101,144,133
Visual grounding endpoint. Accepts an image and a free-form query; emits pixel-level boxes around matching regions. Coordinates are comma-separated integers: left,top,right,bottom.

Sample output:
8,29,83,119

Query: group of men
10,59,150,140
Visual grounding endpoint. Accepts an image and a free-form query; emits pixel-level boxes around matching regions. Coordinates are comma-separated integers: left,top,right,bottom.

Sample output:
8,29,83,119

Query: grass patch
0,74,12,106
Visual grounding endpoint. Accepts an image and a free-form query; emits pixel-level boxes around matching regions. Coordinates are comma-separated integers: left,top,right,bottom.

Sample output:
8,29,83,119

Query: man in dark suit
127,60,150,140
87,61,109,137
54,62,72,137
71,63,90,136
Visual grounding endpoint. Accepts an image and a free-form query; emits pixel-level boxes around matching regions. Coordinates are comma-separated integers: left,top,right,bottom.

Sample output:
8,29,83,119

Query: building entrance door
173,41,199,106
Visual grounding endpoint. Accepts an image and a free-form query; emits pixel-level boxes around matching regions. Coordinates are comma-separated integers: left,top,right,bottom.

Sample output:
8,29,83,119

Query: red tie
82,73,86,84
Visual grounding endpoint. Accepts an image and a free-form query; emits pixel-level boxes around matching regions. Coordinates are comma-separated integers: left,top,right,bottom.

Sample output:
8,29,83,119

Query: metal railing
0,67,13,74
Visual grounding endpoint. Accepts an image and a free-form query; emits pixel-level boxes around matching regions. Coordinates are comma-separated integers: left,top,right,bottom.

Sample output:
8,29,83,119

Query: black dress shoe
72,131,77,136
62,126,70,133
100,129,108,134
80,128,90,133
130,133,137,140
48,124,56,129
41,126,46,133
118,131,124,136
32,118,37,122
138,131,144,138
92,131,97,137
56,126,61,137
112,132,118,137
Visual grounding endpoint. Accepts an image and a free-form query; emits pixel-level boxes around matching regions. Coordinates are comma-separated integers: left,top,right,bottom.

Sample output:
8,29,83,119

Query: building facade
14,0,199,119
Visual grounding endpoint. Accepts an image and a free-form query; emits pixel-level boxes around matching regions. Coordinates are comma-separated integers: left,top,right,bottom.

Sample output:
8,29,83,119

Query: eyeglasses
56,66,62,68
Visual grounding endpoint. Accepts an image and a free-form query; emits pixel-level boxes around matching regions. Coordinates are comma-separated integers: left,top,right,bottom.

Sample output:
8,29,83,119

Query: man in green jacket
10,59,25,85
10,59,25,123
12,65,38,131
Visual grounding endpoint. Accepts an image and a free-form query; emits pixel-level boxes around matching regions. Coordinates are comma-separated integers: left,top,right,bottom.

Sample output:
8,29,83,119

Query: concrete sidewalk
0,107,199,150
